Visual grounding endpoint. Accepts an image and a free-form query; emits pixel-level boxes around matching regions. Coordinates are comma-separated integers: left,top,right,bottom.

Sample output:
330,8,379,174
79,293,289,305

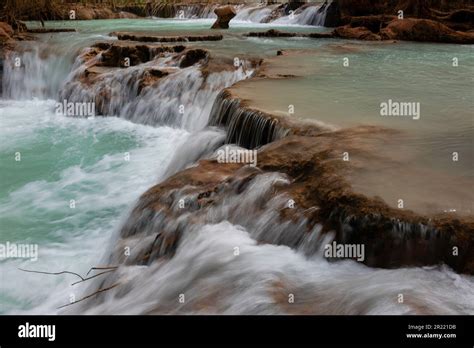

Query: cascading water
160,3,329,26
233,4,328,26
233,4,278,23
0,27,253,314
62,168,474,315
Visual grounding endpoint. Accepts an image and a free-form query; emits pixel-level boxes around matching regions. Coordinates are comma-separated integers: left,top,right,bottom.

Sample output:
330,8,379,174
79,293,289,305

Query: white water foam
74,221,474,315
0,100,187,314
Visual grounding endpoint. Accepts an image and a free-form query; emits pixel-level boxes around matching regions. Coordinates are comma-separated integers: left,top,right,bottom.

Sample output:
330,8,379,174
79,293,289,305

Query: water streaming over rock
63,168,474,315
2,44,75,100
208,90,289,148
2,18,473,316
233,4,328,26
174,4,219,19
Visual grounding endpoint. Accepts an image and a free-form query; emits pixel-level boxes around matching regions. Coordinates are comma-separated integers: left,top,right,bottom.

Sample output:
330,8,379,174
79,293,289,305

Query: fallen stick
71,269,117,286
19,268,85,281
57,283,120,309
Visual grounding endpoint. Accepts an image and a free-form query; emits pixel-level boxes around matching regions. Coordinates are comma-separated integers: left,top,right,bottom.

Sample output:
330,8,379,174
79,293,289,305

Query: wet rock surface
380,18,474,43
211,6,237,29
104,48,474,275
0,22,14,96
248,17,474,44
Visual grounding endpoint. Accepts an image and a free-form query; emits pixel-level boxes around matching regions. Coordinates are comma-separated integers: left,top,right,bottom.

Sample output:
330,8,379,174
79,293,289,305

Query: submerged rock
111,32,223,43
334,25,382,40
246,29,300,37
0,22,14,97
211,6,236,29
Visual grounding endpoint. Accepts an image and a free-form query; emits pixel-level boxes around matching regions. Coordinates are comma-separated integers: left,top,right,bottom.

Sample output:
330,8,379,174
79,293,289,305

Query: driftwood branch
86,266,118,276
19,265,121,309
57,283,120,309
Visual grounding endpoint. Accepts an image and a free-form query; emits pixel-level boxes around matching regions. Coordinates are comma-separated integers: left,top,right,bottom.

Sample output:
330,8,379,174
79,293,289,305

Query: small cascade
175,4,218,19
273,4,328,26
232,4,327,26
162,127,226,178
313,2,329,26
59,45,254,131
118,171,319,254
68,170,331,314
208,90,289,149
332,207,467,271
129,2,328,24
151,3,218,19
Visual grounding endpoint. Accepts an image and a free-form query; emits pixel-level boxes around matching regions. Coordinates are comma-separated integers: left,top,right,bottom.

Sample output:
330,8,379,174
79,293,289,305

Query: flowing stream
0,18,473,314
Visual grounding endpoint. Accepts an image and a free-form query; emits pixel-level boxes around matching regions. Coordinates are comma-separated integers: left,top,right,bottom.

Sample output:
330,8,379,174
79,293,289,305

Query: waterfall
162,127,226,178
272,5,328,26
208,90,290,148
58,45,254,131
4,14,474,317
174,4,219,19
64,152,474,315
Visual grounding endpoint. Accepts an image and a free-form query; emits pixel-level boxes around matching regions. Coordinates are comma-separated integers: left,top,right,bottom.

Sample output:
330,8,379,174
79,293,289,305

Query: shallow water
232,41,474,214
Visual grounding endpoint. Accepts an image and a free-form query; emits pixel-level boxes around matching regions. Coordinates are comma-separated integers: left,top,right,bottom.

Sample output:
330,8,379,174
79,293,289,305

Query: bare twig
86,266,118,276
71,269,117,286
57,283,120,309
19,266,119,285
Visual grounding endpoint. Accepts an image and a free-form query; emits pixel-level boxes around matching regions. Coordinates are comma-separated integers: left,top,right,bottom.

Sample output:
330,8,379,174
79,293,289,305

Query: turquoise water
0,99,186,313
233,41,474,214
1,18,473,314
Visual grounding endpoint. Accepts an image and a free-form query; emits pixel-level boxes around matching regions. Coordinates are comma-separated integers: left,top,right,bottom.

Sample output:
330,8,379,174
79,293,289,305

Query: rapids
0,17,473,315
